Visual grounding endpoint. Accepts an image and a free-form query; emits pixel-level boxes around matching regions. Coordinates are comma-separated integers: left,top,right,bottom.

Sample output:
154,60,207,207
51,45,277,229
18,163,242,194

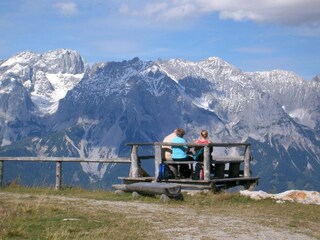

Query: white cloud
120,0,320,28
53,2,78,16
135,3,168,17
119,4,129,15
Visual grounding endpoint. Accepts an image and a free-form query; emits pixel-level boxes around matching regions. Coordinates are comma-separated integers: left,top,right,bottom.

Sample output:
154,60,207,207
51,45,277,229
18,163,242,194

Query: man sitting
171,128,194,178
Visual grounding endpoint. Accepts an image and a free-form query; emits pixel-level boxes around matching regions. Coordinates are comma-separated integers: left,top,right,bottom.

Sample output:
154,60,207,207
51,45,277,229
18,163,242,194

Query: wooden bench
164,160,195,178
165,156,244,179
213,157,244,178
121,142,258,191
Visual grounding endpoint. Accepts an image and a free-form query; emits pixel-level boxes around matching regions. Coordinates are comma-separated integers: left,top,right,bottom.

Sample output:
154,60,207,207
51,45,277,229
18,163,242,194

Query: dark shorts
172,155,194,161
172,155,194,178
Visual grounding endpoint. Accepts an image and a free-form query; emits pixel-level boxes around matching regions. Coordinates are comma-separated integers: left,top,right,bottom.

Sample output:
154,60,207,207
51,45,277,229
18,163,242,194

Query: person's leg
179,164,190,178
168,165,178,178
186,155,194,161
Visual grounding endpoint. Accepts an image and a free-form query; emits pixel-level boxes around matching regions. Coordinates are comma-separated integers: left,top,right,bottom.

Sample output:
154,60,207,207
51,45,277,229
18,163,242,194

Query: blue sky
0,0,319,80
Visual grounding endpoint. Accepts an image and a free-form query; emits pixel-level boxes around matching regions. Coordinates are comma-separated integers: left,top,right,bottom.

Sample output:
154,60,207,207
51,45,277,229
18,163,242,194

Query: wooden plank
120,176,259,184
130,145,139,178
178,184,212,190
165,160,194,164
118,176,155,181
154,145,162,178
154,142,250,147
0,157,131,163
214,163,225,178
126,143,155,146
165,160,243,165
113,182,181,197
214,160,243,164
55,161,62,190
212,177,259,183
244,145,251,177
0,160,3,187
120,177,210,184
203,146,211,180
213,156,244,162
126,142,251,148
119,176,259,191
229,162,240,178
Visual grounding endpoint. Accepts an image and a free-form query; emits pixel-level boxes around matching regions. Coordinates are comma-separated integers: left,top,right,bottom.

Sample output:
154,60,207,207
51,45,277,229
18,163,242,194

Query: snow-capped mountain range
0,49,319,192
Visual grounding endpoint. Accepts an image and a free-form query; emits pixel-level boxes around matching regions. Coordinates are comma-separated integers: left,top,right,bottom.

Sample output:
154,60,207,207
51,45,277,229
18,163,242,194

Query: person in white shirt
161,129,177,161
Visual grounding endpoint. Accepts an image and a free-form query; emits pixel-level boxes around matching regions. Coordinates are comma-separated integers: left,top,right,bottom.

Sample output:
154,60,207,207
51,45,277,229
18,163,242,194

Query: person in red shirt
194,130,212,162
195,130,212,144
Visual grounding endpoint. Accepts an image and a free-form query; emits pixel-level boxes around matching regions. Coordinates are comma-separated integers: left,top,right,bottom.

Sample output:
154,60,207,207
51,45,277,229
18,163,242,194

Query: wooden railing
0,157,132,190
0,142,251,190
127,142,251,181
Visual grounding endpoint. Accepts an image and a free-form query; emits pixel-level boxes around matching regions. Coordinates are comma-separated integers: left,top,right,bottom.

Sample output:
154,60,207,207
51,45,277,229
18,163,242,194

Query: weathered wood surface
55,161,62,190
0,141,257,191
203,146,211,180
244,145,251,177
229,162,240,178
212,176,259,183
0,157,131,163
119,176,259,191
154,145,162,178
165,160,194,164
213,156,244,162
164,158,243,165
0,160,3,188
130,145,139,178
120,176,258,183
112,182,181,197
154,142,250,147
126,143,155,146
127,142,250,148
214,163,225,178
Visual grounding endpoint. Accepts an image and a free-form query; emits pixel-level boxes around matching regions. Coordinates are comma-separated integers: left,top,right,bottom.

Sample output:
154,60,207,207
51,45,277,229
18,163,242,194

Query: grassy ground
1,186,319,239
0,186,157,240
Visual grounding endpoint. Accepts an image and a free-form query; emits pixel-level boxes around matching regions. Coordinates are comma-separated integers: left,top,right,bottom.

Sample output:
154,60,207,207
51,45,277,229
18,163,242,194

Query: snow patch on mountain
157,57,242,83
0,49,87,116
288,108,316,128
1,51,40,67
31,72,84,115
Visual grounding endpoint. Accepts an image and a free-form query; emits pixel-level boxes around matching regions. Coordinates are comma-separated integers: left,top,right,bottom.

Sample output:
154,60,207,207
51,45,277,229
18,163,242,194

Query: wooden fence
0,142,254,190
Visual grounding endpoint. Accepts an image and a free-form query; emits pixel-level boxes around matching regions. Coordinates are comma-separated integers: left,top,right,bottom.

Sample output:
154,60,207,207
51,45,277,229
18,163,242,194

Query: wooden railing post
0,160,3,188
55,161,62,190
130,145,139,178
203,146,211,180
244,145,251,177
154,144,162,179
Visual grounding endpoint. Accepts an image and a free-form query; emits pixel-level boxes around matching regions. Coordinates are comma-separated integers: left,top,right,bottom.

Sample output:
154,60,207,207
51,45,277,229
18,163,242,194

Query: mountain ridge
0,49,319,192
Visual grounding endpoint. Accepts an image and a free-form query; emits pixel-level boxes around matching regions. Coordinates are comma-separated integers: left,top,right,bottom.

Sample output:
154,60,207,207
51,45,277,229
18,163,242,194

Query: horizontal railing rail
0,141,252,190
0,157,131,163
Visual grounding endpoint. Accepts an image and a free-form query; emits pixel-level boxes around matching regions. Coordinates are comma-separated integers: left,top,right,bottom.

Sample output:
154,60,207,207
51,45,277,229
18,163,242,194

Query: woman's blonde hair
201,130,208,138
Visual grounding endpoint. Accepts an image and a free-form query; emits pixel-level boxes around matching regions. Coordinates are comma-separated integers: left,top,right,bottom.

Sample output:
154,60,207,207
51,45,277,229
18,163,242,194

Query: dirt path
0,192,317,240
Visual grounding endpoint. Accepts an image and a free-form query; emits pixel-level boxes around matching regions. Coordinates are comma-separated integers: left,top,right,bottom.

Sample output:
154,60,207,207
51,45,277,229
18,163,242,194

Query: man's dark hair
176,128,185,137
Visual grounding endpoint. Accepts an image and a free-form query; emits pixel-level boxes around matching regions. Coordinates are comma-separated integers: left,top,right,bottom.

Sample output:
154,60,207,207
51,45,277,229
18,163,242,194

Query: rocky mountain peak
202,56,233,67
0,49,87,116
312,74,320,83
41,49,86,74
0,51,41,68
0,50,320,192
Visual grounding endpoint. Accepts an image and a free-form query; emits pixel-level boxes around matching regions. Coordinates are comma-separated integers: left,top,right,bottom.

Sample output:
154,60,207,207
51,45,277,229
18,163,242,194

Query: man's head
176,128,185,137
